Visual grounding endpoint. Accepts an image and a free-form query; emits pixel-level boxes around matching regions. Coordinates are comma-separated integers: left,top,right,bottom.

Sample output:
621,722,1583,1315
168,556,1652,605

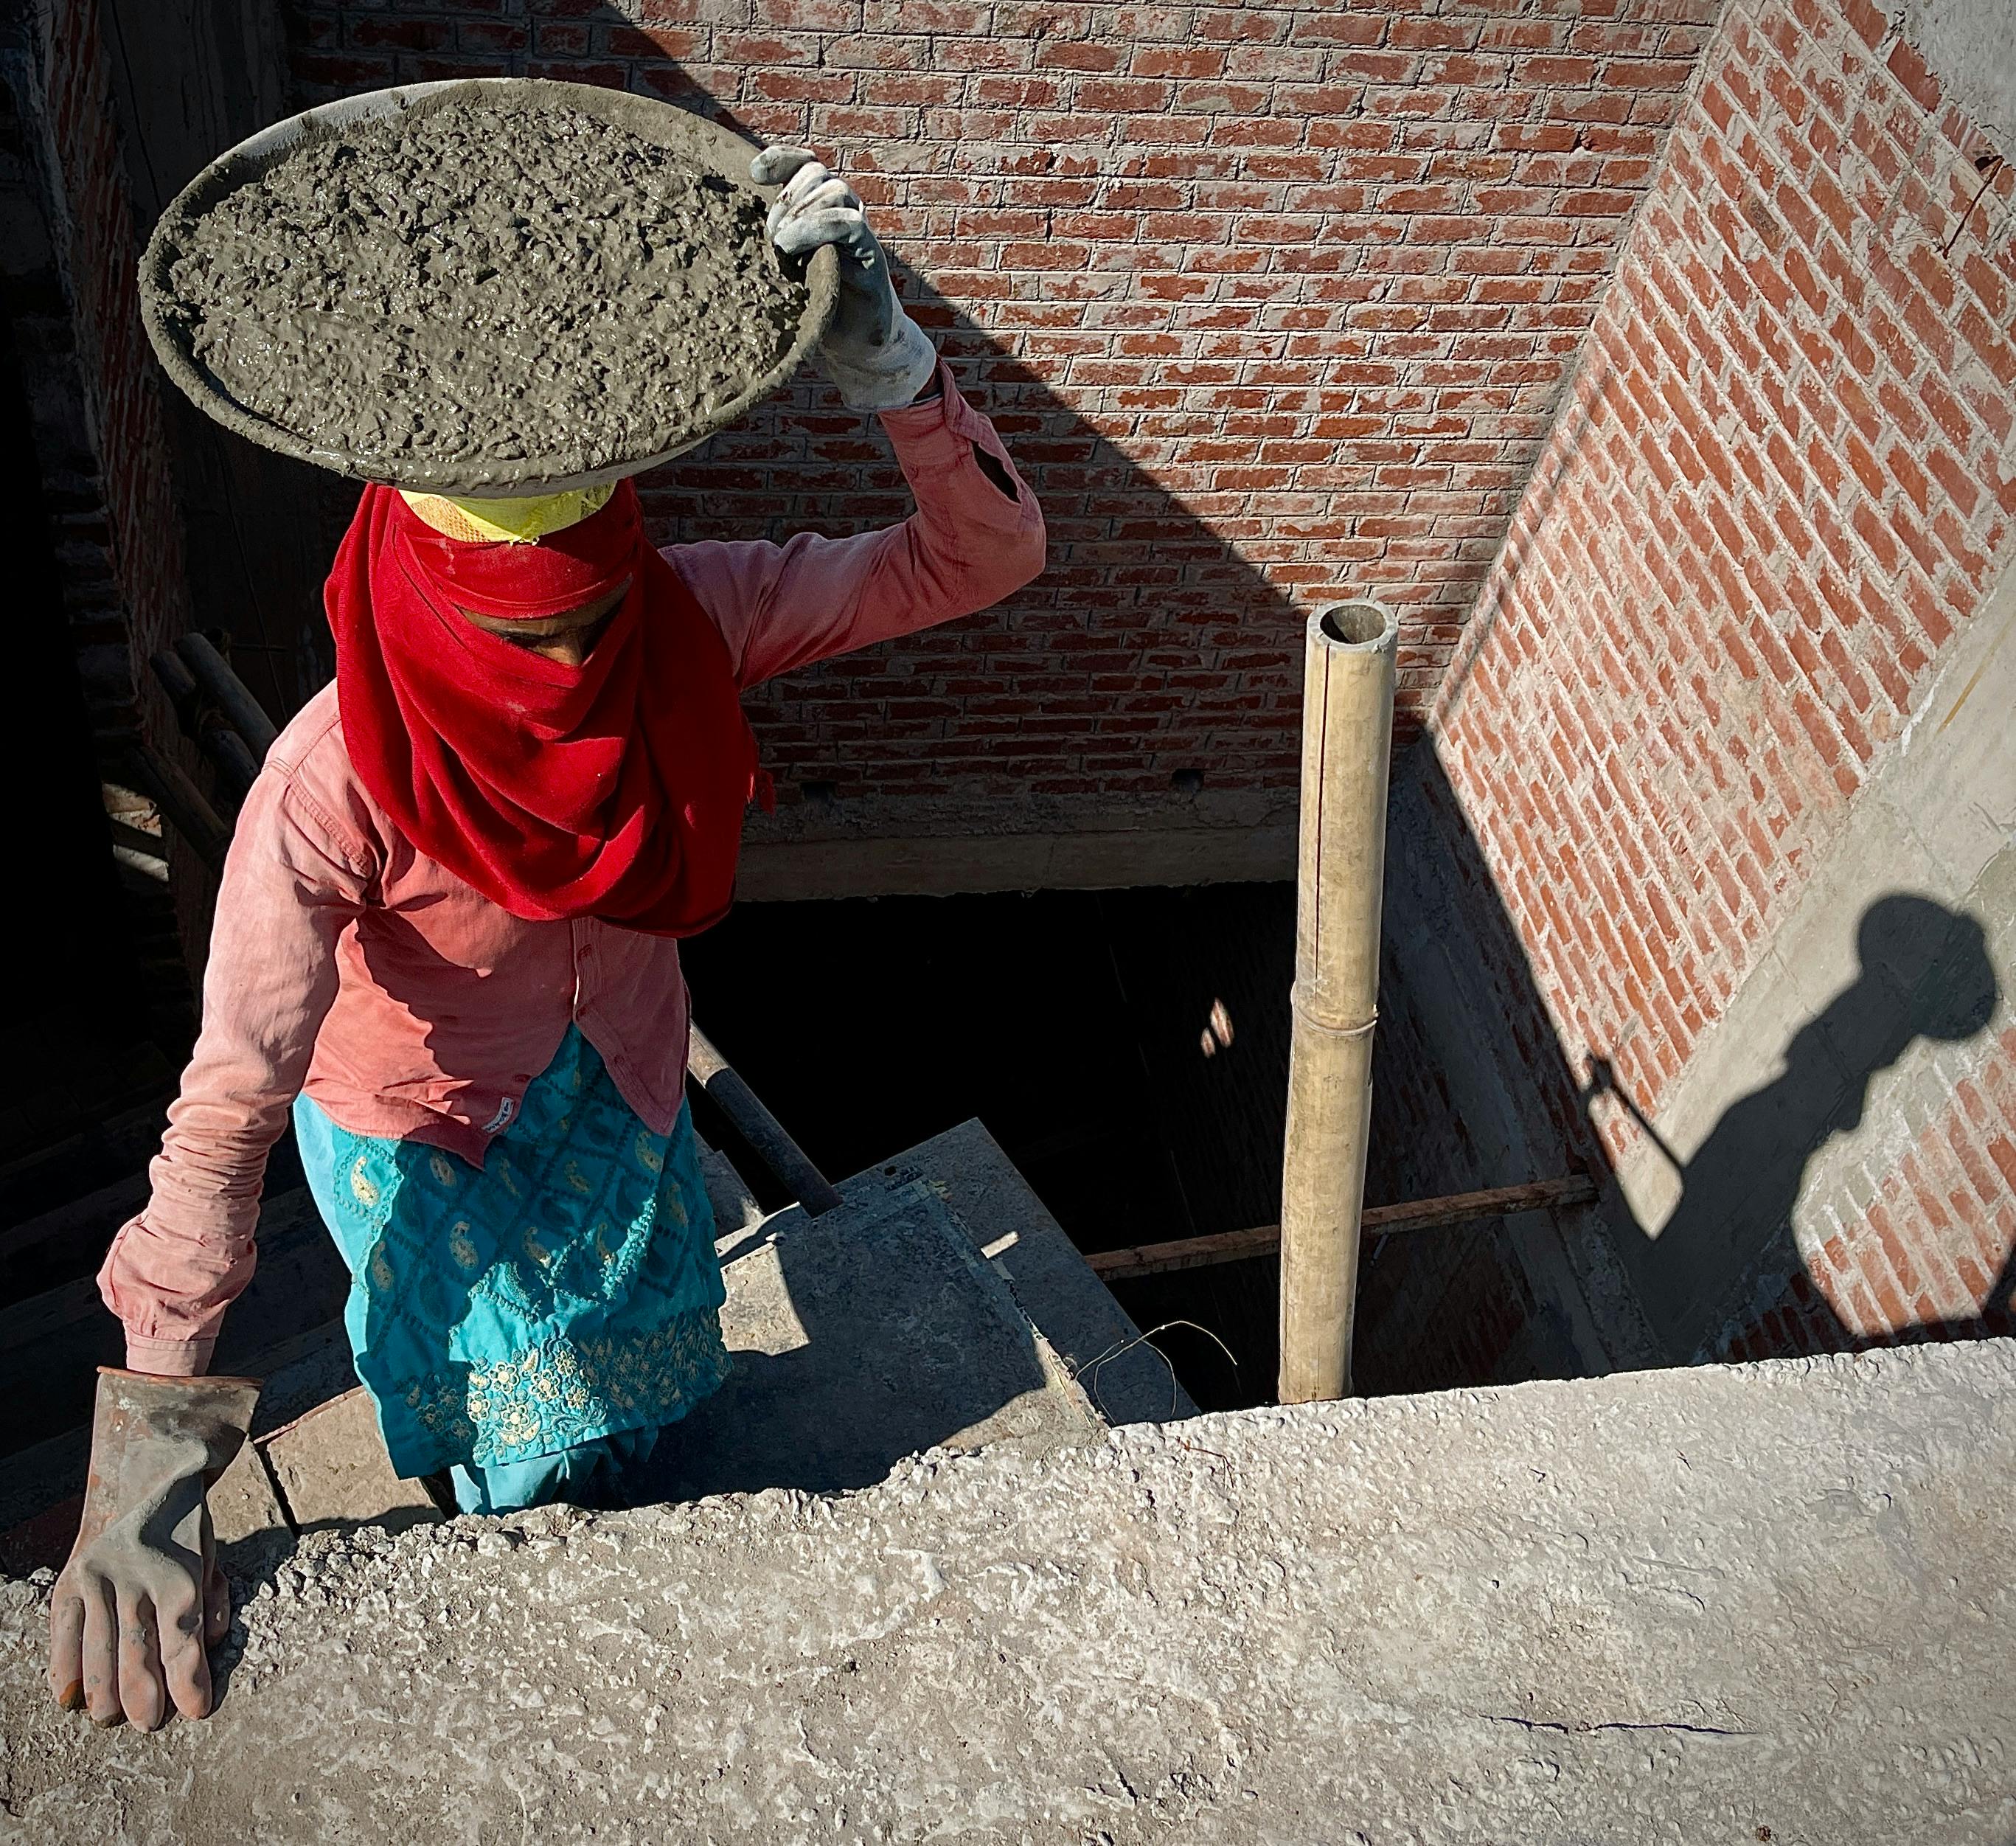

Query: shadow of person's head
1816,893,1998,1089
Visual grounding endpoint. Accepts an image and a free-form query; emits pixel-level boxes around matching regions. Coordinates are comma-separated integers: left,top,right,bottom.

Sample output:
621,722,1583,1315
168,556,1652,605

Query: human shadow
1588,892,2007,1359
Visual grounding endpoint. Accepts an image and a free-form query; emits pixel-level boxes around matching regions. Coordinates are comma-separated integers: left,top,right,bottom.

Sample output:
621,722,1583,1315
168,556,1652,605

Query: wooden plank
0,1171,150,1266
1360,1174,1599,1235
260,1388,439,1533
1085,1175,1600,1281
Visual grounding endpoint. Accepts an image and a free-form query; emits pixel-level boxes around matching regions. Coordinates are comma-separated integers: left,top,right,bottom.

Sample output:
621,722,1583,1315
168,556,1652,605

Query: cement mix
1,1341,2009,1843
155,95,809,480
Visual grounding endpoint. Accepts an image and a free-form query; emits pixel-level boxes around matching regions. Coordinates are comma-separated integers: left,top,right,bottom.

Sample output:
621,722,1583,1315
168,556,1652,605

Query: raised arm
672,145,1046,686
670,360,1045,687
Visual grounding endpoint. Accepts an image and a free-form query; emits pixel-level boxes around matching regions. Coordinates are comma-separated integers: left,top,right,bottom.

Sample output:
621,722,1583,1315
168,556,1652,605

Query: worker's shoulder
265,681,349,782
259,683,384,859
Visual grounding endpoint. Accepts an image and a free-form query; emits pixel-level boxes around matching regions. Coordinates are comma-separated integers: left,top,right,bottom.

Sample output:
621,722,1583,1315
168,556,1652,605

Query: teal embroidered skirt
293,1025,730,1487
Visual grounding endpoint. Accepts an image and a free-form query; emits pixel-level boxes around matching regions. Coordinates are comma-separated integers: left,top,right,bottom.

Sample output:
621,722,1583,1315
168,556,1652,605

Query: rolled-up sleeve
100,766,371,1375
669,358,1046,687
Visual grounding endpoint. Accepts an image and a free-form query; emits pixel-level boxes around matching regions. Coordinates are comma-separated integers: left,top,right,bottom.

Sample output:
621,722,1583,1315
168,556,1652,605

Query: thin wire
1072,1318,1239,1422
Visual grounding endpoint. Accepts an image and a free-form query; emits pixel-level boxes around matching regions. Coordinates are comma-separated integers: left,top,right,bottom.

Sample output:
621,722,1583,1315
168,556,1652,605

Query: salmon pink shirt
102,365,1044,1374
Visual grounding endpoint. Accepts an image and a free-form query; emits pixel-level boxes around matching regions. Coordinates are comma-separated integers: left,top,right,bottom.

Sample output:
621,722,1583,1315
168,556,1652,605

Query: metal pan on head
138,77,839,498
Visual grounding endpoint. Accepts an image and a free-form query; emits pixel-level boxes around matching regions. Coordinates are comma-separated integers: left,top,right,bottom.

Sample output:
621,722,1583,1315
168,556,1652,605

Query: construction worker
49,147,1045,1729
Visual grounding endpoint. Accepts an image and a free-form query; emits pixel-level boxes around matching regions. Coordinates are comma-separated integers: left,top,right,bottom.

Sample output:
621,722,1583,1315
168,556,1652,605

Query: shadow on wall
1354,742,1628,1395
1360,741,2012,1393
1588,892,2010,1353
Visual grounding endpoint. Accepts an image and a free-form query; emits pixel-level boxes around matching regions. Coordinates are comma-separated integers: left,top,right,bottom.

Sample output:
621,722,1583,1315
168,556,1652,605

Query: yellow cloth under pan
399,485,617,544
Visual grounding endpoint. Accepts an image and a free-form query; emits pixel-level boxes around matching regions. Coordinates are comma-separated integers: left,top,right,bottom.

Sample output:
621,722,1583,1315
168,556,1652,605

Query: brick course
283,0,1709,797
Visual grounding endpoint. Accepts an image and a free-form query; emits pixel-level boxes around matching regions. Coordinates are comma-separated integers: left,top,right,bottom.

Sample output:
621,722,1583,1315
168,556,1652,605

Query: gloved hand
751,146,938,412
49,1367,261,1729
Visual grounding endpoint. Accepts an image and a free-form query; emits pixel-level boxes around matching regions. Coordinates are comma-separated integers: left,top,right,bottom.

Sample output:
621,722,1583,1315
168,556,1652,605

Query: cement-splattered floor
3,1342,2010,1845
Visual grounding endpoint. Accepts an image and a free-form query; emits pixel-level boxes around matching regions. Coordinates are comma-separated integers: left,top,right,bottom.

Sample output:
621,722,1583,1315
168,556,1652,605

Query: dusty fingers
160,1572,217,1722
47,1577,87,1711
114,1583,169,1732
79,1572,124,1726
48,1562,215,1727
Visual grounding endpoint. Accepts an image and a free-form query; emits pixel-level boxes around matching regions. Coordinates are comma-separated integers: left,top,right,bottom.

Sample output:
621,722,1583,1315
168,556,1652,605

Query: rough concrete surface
3,1339,2010,1845
1877,0,2016,146
636,1177,1102,1505
159,94,806,475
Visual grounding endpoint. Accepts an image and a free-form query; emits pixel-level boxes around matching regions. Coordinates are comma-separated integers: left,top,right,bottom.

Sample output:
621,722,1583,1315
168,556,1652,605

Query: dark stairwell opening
684,881,1302,1412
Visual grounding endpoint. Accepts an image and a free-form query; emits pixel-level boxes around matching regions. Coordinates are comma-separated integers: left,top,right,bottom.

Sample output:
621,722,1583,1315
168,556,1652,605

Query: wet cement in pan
159,98,809,482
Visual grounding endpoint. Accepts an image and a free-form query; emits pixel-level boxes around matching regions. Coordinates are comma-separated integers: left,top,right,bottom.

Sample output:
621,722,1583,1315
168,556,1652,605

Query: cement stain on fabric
159,98,810,479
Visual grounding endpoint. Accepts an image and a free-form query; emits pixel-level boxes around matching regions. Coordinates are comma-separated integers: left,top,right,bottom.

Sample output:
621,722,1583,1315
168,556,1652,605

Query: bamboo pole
123,741,232,873
1277,601,1397,1403
175,632,280,763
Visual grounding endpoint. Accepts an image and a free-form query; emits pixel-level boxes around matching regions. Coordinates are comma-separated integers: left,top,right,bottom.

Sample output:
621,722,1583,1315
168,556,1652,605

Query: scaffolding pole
1277,601,1397,1404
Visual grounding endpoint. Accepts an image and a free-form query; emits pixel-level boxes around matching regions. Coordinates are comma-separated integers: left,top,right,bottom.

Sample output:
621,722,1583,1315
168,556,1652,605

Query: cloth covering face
325,479,762,937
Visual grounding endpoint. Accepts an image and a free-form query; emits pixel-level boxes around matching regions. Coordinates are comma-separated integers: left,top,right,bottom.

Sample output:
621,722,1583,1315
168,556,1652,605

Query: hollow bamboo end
1310,600,1397,654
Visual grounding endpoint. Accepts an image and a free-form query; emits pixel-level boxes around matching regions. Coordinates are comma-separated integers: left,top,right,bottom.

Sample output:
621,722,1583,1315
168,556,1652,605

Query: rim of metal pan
137,77,839,499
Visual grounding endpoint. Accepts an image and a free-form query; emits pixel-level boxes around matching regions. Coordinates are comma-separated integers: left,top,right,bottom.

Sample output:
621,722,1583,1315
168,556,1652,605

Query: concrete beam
1874,0,2016,148
735,791,1296,901
1,1341,2007,1839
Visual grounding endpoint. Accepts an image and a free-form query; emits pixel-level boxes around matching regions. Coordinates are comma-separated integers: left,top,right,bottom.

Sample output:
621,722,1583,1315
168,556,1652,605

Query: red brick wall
29,0,217,979
36,0,193,742
1723,1039,2016,1356
285,0,1709,799
1426,0,2016,1353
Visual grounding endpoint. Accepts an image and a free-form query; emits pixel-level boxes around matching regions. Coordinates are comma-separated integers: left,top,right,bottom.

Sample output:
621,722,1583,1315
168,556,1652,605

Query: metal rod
1277,601,1397,1405
687,1024,844,1216
1088,1176,1601,1282
175,631,279,763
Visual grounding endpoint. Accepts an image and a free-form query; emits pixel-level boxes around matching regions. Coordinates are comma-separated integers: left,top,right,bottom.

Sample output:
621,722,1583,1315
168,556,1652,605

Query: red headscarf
324,480,761,936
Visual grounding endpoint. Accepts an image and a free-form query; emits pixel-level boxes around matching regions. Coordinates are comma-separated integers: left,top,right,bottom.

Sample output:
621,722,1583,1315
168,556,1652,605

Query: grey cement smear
2,1341,2011,1842
156,96,809,479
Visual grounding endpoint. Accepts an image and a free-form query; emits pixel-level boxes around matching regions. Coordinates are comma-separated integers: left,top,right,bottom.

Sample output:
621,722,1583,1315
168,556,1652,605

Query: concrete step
630,1117,1193,1503
223,1120,1180,1535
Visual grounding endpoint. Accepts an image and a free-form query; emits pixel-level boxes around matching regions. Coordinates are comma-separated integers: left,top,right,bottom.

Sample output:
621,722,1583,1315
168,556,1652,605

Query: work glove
751,146,938,412
48,1367,261,1729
